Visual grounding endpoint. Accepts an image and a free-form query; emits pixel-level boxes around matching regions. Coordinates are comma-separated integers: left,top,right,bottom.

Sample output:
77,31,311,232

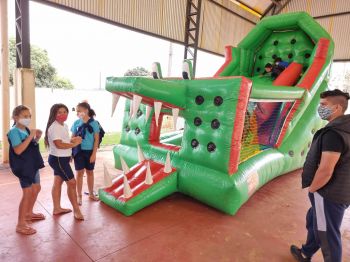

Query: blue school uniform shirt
279,61,289,68
71,119,100,150
8,126,29,147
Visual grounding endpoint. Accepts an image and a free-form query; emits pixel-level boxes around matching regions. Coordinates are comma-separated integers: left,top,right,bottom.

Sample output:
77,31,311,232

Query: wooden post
14,68,36,128
1,0,10,163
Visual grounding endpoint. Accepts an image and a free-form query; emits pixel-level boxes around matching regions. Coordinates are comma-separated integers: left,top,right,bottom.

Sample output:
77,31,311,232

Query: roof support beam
314,11,350,19
333,59,350,62
261,2,276,19
274,0,293,15
234,0,262,16
270,0,282,7
184,0,202,77
15,0,31,68
271,4,277,15
261,0,294,18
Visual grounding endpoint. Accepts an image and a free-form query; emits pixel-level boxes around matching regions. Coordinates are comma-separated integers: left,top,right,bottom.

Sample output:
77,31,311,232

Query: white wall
0,87,125,135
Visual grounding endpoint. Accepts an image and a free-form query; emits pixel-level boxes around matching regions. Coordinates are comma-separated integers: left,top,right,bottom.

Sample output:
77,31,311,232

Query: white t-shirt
48,121,72,157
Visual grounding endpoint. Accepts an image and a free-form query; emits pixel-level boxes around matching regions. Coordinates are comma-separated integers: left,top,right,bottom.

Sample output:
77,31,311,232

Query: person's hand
29,129,36,139
308,188,315,193
35,129,43,140
71,136,82,146
90,152,96,163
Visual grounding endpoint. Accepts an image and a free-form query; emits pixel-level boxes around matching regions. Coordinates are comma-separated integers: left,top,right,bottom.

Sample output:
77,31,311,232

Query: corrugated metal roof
316,15,350,60
238,0,271,15
35,0,350,60
199,0,254,54
281,0,350,18
280,0,350,60
37,0,258,56
41,0,187,43
217,0,259,22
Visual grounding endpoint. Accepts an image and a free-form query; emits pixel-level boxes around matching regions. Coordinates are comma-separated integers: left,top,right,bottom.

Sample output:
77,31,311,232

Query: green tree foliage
124,66,150,76
53,76,74,90
8,38,74,89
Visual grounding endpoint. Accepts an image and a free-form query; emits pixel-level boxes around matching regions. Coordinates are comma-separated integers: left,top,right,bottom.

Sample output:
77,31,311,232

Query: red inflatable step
103,160,176,203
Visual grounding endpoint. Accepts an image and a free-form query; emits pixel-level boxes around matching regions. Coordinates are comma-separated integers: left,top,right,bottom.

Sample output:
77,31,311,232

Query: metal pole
168,42,173,77
1,0,10,163
15,0,30,68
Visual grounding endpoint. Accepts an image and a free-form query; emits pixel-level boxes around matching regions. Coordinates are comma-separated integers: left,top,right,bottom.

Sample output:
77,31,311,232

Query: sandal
78,195,82,206
16,226,37,235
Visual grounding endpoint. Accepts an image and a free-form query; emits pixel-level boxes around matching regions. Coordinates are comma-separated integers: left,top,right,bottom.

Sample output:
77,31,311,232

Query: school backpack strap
8,127,31,147
24,127,40,146
87,118,105,147
25,127,33,142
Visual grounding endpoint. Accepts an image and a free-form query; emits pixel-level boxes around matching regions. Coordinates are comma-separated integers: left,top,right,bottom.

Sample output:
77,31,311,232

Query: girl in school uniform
71,102,100,205
44,103,84,220
7,105,45,235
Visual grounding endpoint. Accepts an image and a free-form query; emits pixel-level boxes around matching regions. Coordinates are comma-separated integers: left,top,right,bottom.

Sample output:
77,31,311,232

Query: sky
7,1,224,89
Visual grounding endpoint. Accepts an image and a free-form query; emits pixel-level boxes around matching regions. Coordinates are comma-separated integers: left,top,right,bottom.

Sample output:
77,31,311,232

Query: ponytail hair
77,102,96,118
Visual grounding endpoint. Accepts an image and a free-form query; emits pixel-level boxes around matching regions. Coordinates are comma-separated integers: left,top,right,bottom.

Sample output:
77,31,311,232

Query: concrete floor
0,150,349,262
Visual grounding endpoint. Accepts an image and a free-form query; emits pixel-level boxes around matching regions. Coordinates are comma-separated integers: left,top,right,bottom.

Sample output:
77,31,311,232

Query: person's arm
53,137,82,149
90,133,99,163
53,127,82,149
70,123,77,138
89,121,100,163
12,129,36,155
309,130,343,192
309,151,341,192
51,123,82,149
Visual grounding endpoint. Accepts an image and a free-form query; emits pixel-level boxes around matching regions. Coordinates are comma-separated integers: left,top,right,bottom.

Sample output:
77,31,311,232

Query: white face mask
18,118,31,127
78,112,86,119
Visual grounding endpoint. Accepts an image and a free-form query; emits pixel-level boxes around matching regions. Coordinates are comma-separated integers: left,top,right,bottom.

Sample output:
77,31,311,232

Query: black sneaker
290,245,311,262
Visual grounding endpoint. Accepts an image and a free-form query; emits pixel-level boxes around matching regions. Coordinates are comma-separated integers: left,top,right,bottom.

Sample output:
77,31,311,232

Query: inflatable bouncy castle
99,12,334,216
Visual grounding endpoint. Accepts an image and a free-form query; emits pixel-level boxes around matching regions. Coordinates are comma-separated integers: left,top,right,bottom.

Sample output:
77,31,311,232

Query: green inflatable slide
99,12,334,216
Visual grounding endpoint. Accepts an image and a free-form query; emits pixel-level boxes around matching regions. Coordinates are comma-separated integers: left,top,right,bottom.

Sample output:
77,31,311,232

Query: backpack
94,120,105,148
7,127,45,175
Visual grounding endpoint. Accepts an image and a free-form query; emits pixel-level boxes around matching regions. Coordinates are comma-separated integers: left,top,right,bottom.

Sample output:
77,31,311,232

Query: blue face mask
317,105,333,120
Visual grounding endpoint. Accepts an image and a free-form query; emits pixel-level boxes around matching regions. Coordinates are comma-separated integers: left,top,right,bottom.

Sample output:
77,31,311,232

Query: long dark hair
77,102,96,118
44,103,69,147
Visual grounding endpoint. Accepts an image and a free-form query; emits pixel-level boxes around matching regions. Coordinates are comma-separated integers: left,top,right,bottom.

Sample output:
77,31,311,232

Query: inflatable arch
99,12,334,216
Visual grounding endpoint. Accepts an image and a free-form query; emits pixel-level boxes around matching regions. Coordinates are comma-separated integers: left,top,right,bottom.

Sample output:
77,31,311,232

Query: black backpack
95,120,105,147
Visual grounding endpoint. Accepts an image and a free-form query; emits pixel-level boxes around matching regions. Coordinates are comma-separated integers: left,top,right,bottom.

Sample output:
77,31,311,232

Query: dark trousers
301,192,348,262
